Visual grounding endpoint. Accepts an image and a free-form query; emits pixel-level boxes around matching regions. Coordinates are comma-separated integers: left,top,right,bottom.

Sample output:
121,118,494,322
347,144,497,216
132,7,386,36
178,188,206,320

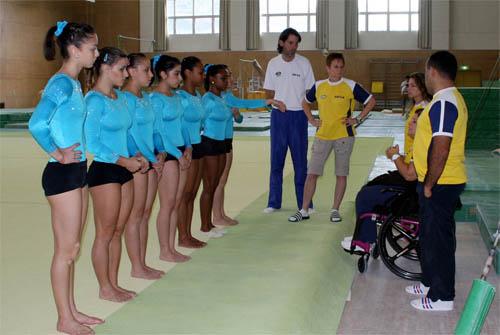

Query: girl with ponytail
121,53,165,279
84,47,148,303
28,21,103,335
150,54,192,262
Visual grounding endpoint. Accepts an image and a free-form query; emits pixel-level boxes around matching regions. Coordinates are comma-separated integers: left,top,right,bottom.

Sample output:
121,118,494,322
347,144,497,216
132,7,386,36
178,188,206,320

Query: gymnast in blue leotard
28,21,103,335
200,65,285,234
176,56,208,249
85,47,148,304
150,54,191,263
121,53,165,281
212,65,285,228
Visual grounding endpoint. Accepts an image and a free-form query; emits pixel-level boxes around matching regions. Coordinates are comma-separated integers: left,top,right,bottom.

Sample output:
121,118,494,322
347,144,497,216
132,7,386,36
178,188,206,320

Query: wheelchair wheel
378,216,422,281
386,219,419,261
372,243,380,259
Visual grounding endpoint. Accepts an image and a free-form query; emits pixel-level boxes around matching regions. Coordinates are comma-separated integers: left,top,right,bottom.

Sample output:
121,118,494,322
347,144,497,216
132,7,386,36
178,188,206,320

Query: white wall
450,0,499,50
140,0,500,52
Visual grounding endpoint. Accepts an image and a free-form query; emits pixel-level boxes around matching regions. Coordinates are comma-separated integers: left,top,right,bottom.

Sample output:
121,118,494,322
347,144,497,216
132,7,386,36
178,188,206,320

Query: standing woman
200,65,230,235
28,21,103,335
122,53,165,279
177,56,208,248
85,47,147,302
403,72,432,163
212,65,285,226
150,54,191,262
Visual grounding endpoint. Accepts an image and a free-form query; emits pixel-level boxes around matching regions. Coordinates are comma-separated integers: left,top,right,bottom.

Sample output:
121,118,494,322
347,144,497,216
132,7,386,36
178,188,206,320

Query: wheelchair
346,186,422,281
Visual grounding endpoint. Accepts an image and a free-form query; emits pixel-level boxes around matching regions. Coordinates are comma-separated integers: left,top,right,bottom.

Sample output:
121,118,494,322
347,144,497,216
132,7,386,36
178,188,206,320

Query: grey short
307,137,355,176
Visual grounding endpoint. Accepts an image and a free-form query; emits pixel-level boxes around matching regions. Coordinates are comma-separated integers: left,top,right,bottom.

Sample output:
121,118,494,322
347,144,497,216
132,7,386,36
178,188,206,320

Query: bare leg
48,189,94,335
200,154,226,232
178,159,206,248
172,164,190,260
69,187,104,325
157,161,189,262
109,180,136,297
90,184,132,303
213,151,237,226
125,172,161,279
332,175,347,210
301,174,319,211
141,170,164,275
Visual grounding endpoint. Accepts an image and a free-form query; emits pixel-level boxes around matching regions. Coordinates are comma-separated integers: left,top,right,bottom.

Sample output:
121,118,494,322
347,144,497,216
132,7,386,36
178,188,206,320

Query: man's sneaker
411,297,453,311
263,207,277,214
308,208,315,214
330,209,342,222
405,283,430,295
341,239,364,252
288,209,309,223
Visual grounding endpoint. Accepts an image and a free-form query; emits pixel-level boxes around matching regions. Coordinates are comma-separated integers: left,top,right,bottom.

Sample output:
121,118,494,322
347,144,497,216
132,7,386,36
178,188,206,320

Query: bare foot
179,237,205,248
131,267,162,280
114,285,137,298
145,265,165,276
72,311,104,325
174,250,191,262
212,218,234,226
57,319,94,335
160,251,191,263
223,215,239,225
190,237,207,247
99,287,133,303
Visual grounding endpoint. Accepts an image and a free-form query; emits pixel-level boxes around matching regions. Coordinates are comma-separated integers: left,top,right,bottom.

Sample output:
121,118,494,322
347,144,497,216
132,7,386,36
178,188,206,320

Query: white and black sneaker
288,209,310,223
330,209,342,223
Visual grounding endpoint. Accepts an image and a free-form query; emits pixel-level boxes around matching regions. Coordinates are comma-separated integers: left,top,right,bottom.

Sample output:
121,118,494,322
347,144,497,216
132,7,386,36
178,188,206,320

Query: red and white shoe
405,283,429,295
411,297,453,311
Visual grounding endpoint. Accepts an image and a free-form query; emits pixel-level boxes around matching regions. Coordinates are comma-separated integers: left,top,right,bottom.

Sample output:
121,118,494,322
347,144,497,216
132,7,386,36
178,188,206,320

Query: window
260,0,317,33
358,0,419,32
167,0,219,35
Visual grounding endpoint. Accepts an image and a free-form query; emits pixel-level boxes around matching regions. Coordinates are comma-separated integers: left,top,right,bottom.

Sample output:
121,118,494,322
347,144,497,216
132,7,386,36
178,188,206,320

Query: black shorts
42,161,87,196
224,138,233,153
166,146,185,161
87,161,133,187
191,142,205,160
201,135,226,157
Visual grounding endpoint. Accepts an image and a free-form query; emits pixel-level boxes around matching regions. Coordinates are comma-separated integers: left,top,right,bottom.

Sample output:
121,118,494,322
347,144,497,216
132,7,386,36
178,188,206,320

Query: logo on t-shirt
275,71,282,77
292,73,301,77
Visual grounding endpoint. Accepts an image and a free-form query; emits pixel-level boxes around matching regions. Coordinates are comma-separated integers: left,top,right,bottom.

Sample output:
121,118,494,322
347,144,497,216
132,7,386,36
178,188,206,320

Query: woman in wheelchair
341,73,431,278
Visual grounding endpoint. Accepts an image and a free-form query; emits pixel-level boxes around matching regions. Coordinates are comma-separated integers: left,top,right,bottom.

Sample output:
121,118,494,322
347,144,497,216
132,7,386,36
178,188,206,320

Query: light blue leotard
177,89,204,145
221,91,267,139
84,89,132,163
201,92,236,141
123,91,157,163
29,73,87,162
150,92,191,159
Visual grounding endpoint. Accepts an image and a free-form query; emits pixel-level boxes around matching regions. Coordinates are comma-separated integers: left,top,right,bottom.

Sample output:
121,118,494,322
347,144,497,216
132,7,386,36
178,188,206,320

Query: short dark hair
326,53,344,66
277,28,301,53
426,51,458,81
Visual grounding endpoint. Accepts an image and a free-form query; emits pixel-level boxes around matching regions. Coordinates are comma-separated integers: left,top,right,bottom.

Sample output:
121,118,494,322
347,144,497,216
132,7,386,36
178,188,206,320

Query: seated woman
341,72,431,252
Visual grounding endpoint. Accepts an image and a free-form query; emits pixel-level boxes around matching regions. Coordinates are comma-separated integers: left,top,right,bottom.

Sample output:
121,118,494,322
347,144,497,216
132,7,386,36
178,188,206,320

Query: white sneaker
405,283,430,295
263,207,277,214
343,236,353,242
204,230,224,238
411,297,453,311
341,239,364,252
330,209,342,222
212,227,227,235
307,208,316,214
